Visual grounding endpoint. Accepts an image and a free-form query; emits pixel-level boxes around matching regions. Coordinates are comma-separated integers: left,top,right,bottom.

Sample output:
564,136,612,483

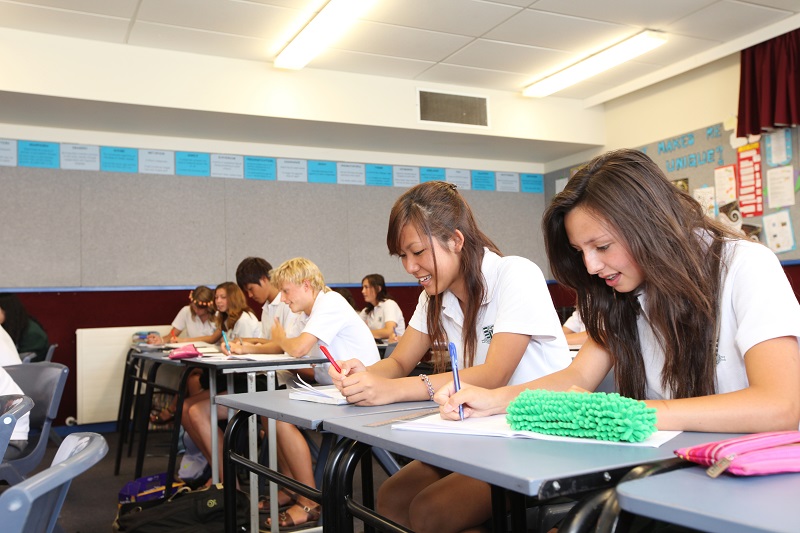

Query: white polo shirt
359,299,406,337
409,249,571,385
261,292,299,340
171,305,216,338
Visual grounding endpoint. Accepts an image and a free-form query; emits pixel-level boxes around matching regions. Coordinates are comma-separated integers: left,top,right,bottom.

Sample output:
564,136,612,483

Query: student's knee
376,473,406,519
408,493,448,533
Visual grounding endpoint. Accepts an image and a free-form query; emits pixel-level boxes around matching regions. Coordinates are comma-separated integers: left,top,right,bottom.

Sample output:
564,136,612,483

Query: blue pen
221,331,230,352
448,342,464,420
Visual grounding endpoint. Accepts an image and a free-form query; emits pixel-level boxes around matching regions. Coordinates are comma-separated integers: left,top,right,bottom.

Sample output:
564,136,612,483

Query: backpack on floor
113,484,249,533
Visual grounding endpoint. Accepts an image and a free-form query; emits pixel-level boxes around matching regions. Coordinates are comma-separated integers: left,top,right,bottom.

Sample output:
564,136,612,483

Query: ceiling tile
665,0,794,41
363,0,521,37
137,0,298,40
529,0,718,28
633,33,721,66
740,0,800,12
128,22,271,62
311,49,435,79
415,63,532,92
0,0,139,18
486,8,636,53
0,2,129,42
334,20,473,61
445,39,571,74
486,0,538,7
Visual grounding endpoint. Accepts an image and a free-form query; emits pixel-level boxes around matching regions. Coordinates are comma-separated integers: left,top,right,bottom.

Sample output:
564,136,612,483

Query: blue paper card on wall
420,167,445,182
521,173,544,193
471,170,495,191
18,140,59,168
308,160,337,183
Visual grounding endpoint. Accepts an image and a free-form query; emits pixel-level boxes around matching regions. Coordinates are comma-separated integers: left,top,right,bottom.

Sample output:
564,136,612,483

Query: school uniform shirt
171,305,216,338
408,249,572,385
563,309,586,333
0,366,29,441
301,290,381,385
359,299,406,337
261,293,299,340
227,311,262,339
638,238,800,400
0,326,22,367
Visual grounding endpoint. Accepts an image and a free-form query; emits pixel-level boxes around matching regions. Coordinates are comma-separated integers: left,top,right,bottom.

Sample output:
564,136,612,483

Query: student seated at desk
330,181,571,533
147,285,218,425
181,281,264,484
0,325,22,367
360,273,406,342
0,293,48,363
562,308,588,346
439,149,800,438
265,257,381,531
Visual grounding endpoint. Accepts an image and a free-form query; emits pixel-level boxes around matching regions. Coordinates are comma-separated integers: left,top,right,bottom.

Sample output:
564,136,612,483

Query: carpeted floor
27,427,389,532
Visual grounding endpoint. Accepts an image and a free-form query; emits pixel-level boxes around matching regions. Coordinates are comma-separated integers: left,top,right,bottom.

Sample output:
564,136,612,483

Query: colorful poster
176,152,210,177
737,143,763,217
763,210,795,253
471,170,495,191
100,147,138,173
693,186,716,218
714,165,737,205
420,167,445,182
766,166,795,209
18,141,59,168
308,160,337,183
520,173,543,193
365,164,392,186
764,128,792,167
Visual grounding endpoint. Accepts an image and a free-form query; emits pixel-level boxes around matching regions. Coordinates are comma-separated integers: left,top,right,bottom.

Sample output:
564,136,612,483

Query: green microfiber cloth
506,389,657,443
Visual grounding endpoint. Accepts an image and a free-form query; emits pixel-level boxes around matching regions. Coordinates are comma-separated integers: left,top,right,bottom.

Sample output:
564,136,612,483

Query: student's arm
178,330,221,345
336,329,538,406
437,338,614,419
223,339,282,355
271,319,318,358
647,336,800,432
562,326,588,346
370,321,397,340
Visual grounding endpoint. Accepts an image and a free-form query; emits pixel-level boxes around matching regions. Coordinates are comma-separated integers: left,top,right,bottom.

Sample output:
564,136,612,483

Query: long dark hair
0,293,35,345
543,149,740,400
214,282,253,332
387,181,500,371
362,273,390,314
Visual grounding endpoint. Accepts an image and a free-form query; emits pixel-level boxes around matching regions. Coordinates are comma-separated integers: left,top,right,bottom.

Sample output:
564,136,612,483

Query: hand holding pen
448,342,464,420
221,331,231,354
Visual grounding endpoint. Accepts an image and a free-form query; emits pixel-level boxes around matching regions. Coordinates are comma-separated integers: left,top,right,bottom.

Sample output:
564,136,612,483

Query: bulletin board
545,122,800,261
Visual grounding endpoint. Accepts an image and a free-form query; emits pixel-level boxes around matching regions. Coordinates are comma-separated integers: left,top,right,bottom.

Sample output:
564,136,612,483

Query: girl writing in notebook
329,181,571,532
438,149,800,436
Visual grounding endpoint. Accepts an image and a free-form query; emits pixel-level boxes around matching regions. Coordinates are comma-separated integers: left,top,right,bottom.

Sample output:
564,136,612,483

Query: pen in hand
448,342,464,420
319,346,342,374
221,331,231,353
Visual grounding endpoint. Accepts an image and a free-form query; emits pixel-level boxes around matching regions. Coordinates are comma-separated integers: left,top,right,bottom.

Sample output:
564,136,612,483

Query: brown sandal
264,502,321,532
258,489,296,512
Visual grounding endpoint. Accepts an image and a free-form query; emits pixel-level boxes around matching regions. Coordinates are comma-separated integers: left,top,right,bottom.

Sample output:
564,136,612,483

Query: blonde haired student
329,181,571,533
265,257,380,530
439,149,800,440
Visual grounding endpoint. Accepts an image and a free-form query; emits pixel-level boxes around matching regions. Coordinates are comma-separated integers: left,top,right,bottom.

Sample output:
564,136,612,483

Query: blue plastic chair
0,432,108,533
0,395,34,460
0,363,68,484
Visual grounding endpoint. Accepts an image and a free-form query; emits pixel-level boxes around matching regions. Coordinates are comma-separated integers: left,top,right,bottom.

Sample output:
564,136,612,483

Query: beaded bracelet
419,374,435,401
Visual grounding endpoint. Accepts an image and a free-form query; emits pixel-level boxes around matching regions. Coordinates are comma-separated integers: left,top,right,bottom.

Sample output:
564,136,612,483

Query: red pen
319,345,342,373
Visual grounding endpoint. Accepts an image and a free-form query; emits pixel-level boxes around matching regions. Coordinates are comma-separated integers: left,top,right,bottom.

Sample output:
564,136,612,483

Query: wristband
419,374,435,401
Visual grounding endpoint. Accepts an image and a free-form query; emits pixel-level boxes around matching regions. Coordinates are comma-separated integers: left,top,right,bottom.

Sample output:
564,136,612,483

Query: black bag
113,484,249,533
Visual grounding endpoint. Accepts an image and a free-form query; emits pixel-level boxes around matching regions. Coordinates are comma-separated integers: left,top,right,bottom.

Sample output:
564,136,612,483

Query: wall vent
418,90,488,127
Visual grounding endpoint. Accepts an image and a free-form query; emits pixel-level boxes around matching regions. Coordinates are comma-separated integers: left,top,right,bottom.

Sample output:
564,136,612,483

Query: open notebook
393,413,681,448
289,375,348,405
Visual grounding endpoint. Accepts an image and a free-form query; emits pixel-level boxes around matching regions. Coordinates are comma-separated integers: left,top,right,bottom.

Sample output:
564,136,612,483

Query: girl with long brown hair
330,180,571,532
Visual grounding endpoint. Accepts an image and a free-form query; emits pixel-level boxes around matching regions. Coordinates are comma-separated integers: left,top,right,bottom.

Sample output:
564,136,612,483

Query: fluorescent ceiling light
274,0,378,70
523,30,667,98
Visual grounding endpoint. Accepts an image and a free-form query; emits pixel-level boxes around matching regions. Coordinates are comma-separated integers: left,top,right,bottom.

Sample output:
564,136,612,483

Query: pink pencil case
168,344,202,360
674,431,800,477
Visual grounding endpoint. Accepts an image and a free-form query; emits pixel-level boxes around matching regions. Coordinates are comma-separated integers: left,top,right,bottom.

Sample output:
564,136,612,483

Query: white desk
617,467,800,533
322,412,739,533
216,388,433,533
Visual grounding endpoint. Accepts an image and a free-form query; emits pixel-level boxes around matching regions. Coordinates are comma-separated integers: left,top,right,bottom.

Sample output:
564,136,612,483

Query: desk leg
322,436,355,533
210,371,219,484
224,410,248,533
165,366,192,497
267,370,278,533
134,361,161,479
114,354,136,475
248,371,258,533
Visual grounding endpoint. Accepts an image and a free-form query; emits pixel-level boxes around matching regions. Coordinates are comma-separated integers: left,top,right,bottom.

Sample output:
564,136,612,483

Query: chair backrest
20,344,58,364
0,363,69,481
0,432,108,533
0,395,34,460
